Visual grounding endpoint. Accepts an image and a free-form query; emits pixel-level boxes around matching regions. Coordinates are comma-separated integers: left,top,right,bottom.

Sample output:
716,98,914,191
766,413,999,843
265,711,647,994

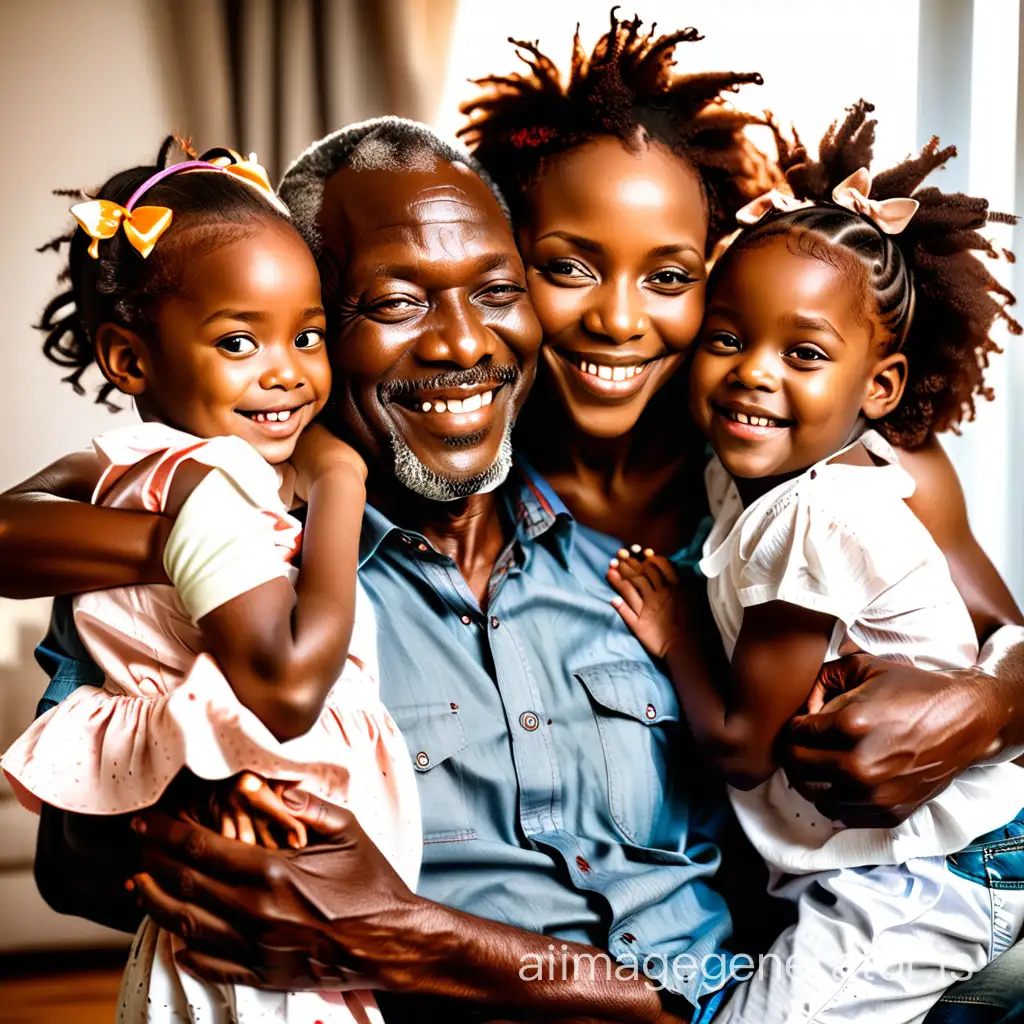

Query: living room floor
0,951,126,1024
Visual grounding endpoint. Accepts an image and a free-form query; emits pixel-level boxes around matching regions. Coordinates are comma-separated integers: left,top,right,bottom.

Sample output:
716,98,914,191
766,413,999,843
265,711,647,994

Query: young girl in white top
608,102,1024,1024
2,140,421,1024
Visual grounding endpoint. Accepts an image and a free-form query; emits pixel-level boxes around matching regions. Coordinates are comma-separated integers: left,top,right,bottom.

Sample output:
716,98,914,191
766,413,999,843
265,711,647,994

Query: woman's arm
0,450,170,598
184,427,367,742
899,435,1023,635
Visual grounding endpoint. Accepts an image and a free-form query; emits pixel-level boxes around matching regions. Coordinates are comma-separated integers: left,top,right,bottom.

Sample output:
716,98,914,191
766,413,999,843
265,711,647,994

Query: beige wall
0,0,184,950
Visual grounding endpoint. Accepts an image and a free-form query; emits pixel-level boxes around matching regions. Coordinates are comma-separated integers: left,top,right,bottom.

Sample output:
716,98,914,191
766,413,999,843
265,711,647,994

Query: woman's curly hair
457,7,778,252
717,100,1020,449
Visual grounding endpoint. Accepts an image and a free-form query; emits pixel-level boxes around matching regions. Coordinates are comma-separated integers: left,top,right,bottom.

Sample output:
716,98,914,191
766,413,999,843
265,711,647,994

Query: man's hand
130,803,421,991
782,653,1002,826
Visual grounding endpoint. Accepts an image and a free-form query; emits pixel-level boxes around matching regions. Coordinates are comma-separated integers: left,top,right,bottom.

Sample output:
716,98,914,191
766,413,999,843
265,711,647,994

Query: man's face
317,159,542,500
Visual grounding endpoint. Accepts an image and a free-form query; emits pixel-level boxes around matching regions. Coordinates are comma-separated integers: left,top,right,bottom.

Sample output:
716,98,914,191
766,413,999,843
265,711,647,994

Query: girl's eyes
294,328,324,350
706,331,741,352
216,334,258,356
787,344,830,363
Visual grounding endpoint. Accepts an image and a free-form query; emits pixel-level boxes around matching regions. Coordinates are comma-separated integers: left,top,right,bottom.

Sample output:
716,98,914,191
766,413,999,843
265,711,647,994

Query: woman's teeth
570,356,648,381
419,390,495,414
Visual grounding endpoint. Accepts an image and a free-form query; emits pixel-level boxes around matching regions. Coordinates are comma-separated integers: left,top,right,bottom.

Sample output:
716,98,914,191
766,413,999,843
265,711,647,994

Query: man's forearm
0,495,169,598
363,899,670,1023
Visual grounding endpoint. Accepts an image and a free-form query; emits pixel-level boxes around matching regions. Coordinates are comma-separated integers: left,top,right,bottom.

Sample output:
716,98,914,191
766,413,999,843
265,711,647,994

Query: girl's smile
123,218,330,464
690,236,890,487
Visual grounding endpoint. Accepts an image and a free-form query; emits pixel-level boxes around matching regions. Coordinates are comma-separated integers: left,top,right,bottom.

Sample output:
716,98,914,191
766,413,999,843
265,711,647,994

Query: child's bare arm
168,425,367,742
609,551,834,789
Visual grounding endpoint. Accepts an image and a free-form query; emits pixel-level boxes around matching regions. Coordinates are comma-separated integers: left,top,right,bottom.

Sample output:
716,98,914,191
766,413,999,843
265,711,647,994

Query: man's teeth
250,409,294,423
572,357,648,381
419,389,495,414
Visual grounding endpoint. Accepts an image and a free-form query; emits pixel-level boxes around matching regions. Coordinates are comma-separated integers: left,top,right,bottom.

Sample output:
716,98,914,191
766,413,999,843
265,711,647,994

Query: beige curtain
159,0,458,180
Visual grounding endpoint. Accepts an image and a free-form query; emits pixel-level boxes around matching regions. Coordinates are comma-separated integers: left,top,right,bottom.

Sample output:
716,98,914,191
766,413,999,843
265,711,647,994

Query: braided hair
715,100,1020,449
37,137,291,410
457,7,777,252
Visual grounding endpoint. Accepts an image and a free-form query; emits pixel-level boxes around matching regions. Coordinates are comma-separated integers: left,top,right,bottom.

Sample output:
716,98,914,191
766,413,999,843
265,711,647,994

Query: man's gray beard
388,421,514,501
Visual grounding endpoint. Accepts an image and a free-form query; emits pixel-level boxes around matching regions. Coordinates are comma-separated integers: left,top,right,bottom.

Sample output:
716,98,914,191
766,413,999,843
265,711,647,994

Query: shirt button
415,751,430,768
645,703,657,721
519,711,539,731
450,702,459,710
490,616,500,629
575,855,591,873
622,932,636,944
460,614,472,625
417,542,428,552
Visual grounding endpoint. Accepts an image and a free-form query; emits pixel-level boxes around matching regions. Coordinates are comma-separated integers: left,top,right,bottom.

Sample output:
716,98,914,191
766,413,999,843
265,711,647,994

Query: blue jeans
925,813,1024,1024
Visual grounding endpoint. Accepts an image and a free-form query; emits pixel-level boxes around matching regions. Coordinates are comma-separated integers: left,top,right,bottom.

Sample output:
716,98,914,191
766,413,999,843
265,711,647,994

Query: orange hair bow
70,148,287,260
70,201,173,259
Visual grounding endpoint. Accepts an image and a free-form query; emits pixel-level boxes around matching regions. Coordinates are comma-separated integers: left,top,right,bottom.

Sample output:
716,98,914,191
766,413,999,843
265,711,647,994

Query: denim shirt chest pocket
574,660,680,846
389,703,477,844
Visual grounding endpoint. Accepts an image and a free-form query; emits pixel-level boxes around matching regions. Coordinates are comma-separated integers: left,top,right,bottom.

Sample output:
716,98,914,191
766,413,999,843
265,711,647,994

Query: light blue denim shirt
37,462,734,1005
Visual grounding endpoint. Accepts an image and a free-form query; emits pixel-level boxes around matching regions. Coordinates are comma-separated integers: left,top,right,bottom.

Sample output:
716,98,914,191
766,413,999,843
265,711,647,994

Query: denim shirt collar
358,458,574,571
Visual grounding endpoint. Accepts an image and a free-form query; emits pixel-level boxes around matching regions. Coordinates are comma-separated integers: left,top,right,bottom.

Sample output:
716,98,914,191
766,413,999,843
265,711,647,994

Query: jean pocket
389,703,477,844
947,807,1024,890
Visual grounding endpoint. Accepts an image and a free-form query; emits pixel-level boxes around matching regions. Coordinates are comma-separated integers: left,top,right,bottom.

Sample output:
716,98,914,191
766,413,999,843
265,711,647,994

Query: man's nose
414,294,496,368
582,277,649,345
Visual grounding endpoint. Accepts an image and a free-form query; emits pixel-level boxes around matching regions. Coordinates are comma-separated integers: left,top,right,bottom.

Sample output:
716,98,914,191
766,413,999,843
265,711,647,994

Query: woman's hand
782,653,1003,826
290,424,367,501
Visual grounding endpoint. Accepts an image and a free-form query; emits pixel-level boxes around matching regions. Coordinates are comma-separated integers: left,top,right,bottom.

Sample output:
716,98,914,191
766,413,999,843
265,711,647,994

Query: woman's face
517,136,709,438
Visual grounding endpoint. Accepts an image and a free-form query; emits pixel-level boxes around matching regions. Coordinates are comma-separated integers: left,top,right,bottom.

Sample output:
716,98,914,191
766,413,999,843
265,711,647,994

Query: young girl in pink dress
1,140,421,1024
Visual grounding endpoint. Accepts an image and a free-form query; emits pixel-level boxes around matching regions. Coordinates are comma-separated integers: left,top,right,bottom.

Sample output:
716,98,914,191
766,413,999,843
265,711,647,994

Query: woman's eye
217,335,258,356
647,268,695,288
789,344,829,363
294,329,324,350
544,259,592,281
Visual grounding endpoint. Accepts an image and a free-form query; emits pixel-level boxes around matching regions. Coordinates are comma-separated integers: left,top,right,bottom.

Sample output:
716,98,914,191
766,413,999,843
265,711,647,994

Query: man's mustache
378,362,520,404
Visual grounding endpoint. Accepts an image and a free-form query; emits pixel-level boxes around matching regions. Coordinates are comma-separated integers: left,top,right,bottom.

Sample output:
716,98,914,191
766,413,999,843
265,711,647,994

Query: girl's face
137,218,330,464
689,235,901,482
517,136,709,439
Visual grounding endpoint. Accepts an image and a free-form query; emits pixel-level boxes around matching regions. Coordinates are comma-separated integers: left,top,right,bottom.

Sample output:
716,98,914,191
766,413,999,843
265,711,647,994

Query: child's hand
290,423,367,500
607,546,682,659
216,772,308,850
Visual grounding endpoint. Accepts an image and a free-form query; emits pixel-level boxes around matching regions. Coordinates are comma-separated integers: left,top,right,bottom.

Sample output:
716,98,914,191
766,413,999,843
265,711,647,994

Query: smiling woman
459,10,772,555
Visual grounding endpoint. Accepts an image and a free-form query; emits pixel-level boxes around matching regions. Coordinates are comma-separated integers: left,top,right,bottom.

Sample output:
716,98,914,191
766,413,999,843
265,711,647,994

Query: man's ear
94,323,150,397
862,351,908,421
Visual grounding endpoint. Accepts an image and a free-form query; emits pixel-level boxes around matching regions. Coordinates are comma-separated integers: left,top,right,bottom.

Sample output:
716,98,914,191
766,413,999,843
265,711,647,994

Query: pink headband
735,167,919,235
71,150,288,260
